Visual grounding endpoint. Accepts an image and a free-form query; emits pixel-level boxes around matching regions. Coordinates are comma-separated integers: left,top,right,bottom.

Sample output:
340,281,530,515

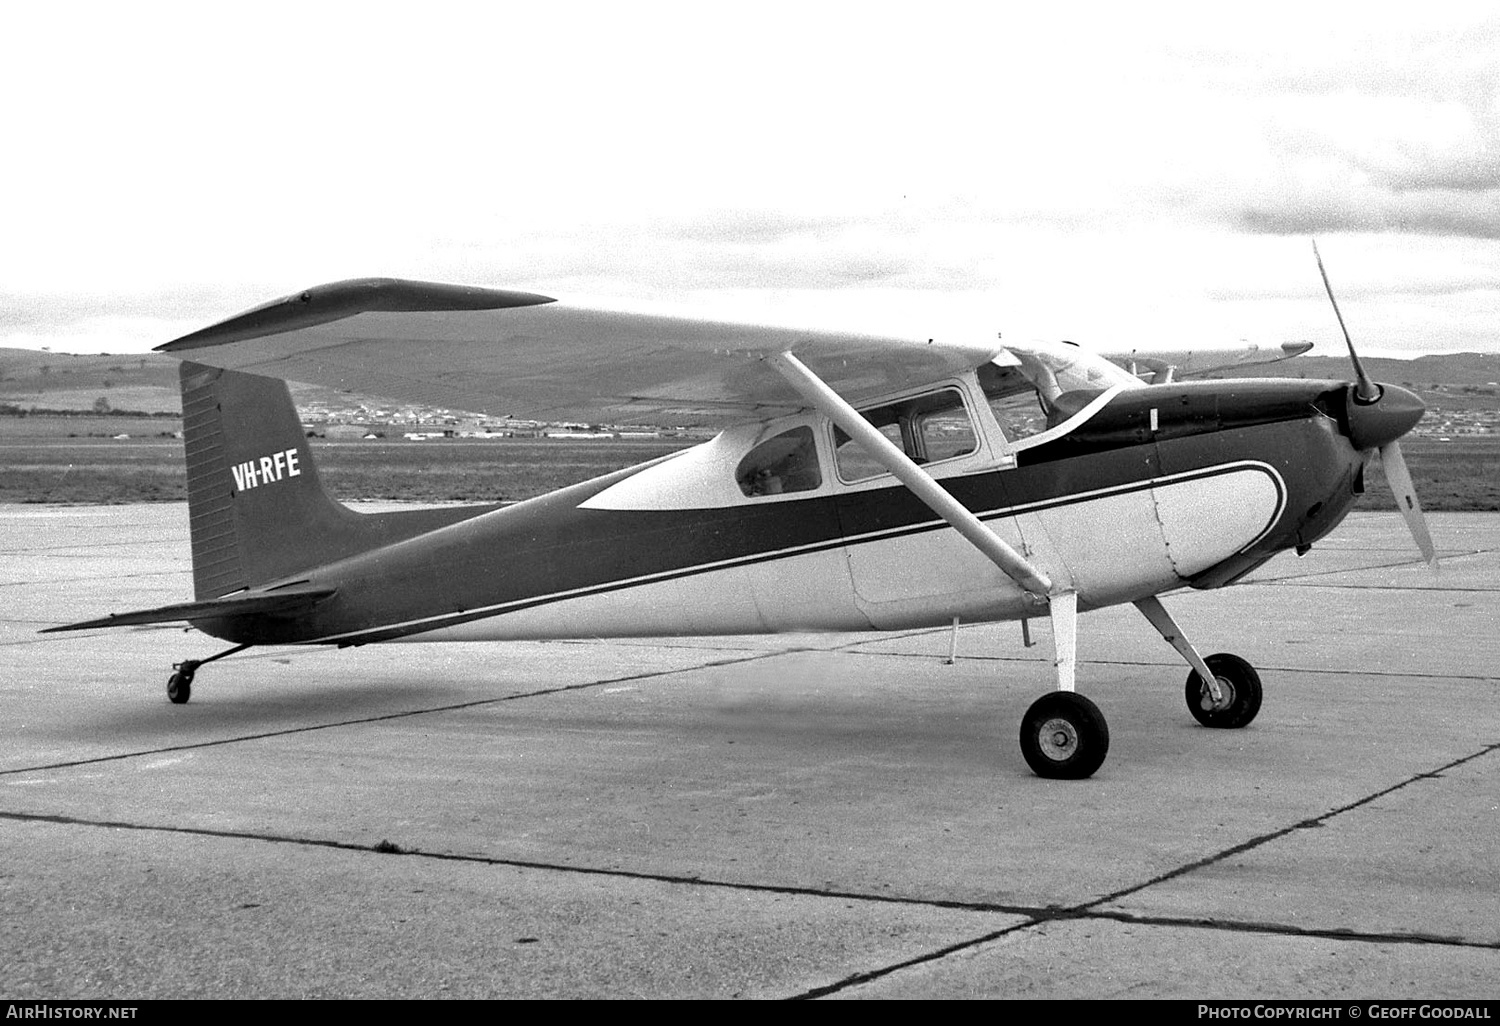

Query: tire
1185,653,1262,729
167,666,194,705
1019,691,1109,779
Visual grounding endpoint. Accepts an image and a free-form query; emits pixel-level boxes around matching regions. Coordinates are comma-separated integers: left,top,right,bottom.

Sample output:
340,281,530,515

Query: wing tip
158,278,556,353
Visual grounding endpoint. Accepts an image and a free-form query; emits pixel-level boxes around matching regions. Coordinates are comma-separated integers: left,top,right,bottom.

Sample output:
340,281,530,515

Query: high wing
158,278,1004,426
1103,341,1314,384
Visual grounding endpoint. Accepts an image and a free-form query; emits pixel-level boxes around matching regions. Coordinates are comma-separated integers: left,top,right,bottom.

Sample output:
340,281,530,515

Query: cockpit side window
833,387,978,482
978,362,1050,442
735,425,822,497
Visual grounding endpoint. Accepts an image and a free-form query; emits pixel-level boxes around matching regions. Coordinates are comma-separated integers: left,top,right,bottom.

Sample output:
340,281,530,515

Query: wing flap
41,584,337,633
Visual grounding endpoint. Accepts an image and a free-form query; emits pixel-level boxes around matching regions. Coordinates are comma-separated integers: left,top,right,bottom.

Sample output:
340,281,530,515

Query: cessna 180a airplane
45,260,1435,779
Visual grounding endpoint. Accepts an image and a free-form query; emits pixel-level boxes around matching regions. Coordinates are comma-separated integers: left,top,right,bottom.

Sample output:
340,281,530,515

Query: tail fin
180,362,495,600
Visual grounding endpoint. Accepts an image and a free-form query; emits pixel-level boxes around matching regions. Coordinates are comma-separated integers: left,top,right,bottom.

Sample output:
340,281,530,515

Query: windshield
979,340,1143,442
1005,340,1142,398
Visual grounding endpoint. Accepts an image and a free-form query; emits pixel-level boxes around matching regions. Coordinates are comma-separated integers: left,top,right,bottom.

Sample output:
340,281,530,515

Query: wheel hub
1199,676,1235,712
1038,717,1078,761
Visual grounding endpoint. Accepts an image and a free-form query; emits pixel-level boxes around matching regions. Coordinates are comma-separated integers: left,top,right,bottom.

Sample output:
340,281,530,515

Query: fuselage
196,374,1379,647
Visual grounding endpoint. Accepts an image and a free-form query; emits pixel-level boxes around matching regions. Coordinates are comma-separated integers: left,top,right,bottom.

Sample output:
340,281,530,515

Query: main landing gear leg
1019,591,1110,779
167,643,252,705
1133,596,1262,729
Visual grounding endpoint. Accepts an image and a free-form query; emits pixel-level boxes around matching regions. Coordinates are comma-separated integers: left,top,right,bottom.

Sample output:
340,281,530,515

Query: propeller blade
1312,239,1379,403
1379,441,1437,569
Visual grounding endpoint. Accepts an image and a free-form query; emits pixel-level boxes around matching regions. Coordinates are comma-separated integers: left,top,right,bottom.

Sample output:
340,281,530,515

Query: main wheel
167,662,198,705
1185,653,1261,728
1019,692,1109,779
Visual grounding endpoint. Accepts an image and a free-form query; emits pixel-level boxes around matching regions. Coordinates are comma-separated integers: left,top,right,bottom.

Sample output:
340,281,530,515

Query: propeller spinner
1312,240,1437,569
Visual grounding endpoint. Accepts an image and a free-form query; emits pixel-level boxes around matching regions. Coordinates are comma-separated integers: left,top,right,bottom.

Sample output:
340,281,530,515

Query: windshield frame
980,340,1144,451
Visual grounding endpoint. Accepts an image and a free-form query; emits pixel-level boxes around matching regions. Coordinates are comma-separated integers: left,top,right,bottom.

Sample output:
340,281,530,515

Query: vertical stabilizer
179,362,495,600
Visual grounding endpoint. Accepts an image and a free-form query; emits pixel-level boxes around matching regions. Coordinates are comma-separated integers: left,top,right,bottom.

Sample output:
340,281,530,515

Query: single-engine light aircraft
45,270,1435,778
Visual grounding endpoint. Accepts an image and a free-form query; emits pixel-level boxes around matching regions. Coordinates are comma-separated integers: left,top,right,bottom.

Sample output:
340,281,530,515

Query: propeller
1311,240,1438,569
1379,439,1437,568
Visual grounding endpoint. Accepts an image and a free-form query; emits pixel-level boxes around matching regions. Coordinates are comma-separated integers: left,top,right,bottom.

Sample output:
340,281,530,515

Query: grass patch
1360,439,1500,512
0,432,696,505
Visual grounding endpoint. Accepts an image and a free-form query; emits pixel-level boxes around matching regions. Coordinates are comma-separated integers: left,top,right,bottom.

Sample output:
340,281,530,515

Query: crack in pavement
0,649,786,777
2,786,1493,1006
0,629,948,777
794,738,1500,998
1240,549,1491,588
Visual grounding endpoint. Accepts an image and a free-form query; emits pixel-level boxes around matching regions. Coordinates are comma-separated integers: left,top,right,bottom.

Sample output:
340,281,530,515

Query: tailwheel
1020,692,1109,779
1185,653,1262,729
167,660,199,705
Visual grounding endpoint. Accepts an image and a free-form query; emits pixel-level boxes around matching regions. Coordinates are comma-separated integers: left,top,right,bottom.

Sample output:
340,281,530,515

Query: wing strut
766,351,1053,601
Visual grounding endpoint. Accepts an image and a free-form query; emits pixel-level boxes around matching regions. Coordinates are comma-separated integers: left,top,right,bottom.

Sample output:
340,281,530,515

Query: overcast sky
3,2,1498,356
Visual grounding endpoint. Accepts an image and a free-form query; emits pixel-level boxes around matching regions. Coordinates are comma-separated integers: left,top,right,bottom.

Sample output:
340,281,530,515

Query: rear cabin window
735,426,822,497
833,388,978,482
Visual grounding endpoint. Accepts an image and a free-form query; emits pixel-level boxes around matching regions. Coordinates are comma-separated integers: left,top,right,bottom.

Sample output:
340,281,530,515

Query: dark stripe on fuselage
829,460,1284,556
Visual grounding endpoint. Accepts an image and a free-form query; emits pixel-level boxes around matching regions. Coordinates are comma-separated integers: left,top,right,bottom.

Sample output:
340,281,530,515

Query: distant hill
0,350,181,412
1203,352,1500,386
0,348,383,415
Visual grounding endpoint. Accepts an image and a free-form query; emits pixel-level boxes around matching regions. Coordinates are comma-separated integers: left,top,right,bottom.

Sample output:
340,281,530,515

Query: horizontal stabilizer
42,584,336,633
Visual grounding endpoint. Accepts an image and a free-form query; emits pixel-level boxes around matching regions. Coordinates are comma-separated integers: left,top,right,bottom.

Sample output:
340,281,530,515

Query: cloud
1235,190,1500,239
1382,154,1500,193
1151,84,1500,241
1205,266,1500,303
0,284,280,338
650,210,859,246
1164,9,1500,108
